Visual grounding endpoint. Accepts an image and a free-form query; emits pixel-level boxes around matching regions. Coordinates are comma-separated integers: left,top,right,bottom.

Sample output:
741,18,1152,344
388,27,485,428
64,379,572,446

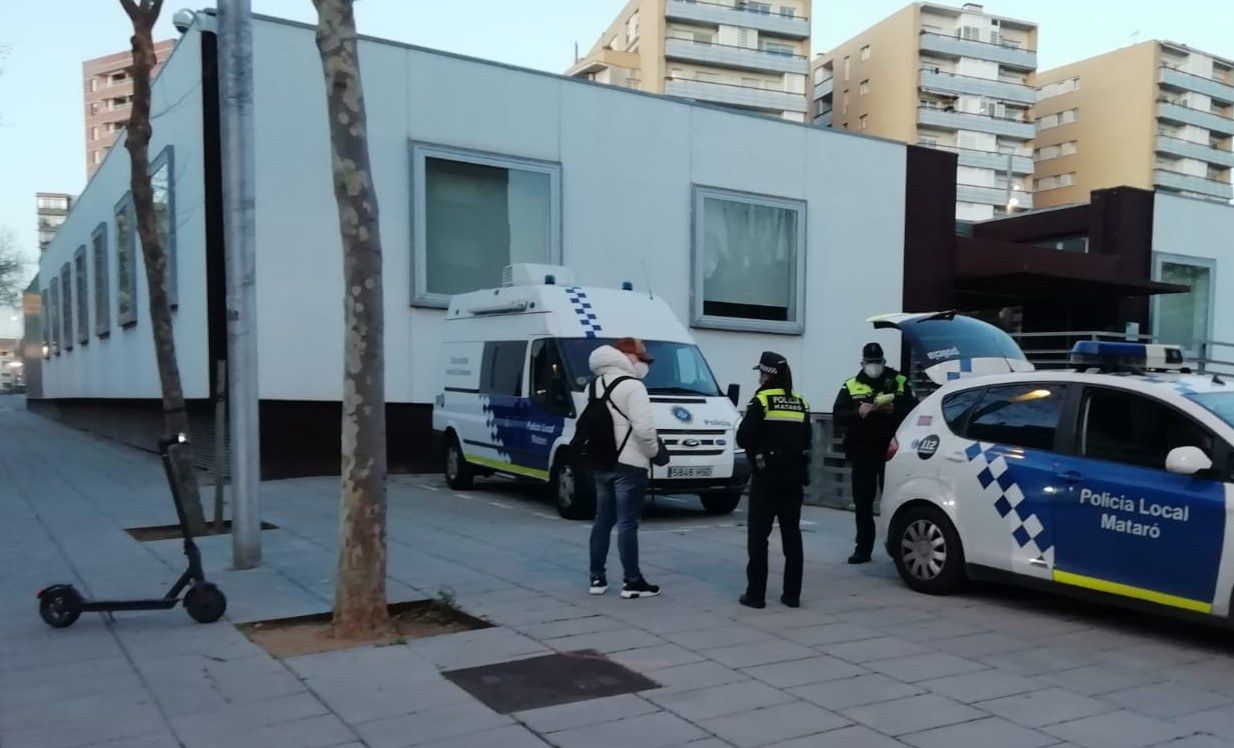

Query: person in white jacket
588,338,662,599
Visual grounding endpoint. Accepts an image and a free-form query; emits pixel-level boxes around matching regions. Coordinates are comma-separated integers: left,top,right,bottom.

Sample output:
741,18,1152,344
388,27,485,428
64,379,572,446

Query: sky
1,0,1232,337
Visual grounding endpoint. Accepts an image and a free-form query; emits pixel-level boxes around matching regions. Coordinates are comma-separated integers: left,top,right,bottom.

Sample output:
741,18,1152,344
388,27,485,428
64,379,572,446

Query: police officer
737,352,812,609
832,342,916,564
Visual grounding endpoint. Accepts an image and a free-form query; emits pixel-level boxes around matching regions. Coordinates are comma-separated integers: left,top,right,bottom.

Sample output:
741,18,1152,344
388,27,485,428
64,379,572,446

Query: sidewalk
5,396,1234,747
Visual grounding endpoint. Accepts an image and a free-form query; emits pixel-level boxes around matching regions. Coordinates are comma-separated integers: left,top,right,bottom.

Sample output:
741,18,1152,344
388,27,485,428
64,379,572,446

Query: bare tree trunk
312,0,391,638
120,0,207,534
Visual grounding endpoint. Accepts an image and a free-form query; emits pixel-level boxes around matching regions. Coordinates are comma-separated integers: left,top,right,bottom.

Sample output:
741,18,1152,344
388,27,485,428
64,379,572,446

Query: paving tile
867,651,987,683
742,655,867,688
515,694,659,733
662,625,776,650
408,628,548,671
790,673,924,711
417,724,549,748
355,701,513,748
639,660,750,693
1178,704,1234,742
1039,662,1169,696
901,716,1055,748
606,644,705,672
1043,709,1192,747
188,713,357,748
702,639,820,669
918,669,1043,703
646,679,794,721
700,701,850,747
840,693,984,736
933,632,1034,658
821,635,932,663
517,615,628,641
976,688,1119,728
1108,681,1232,719
768,724,903,747
1156,736,1234,748
547,710,707,748
780,622,883,647
543,628,666,655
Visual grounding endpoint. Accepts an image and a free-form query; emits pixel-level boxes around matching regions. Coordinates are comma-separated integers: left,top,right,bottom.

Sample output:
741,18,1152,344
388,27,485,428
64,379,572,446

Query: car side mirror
1165,446,1213,476
726,383,740,407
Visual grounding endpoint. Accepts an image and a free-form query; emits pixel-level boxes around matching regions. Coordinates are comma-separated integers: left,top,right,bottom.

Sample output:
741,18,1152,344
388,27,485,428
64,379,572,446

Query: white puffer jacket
588,345,659,470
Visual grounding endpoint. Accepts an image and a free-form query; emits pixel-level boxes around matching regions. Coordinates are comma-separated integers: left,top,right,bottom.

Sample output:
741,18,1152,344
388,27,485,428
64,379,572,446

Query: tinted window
1083,388,1212,470
530,339,571,414
1189,392,1234,430
941,388,982,433
481,341,525,397
558,338,721,396
899,315,1027,370
966,383,1068,451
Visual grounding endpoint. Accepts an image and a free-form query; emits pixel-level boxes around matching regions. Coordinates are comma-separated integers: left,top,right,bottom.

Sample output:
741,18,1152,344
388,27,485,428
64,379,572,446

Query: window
692,186,806,333
60,264,73,352
843,55,850,79
779,7,796,18
625,12,639,44
859,114,868,130
1154,254,1214,355
942,387,982,433
860,45,871,61
558,339,721,395
530,338,572,415
93,151,104,165
965,383,1069,451
760,41,795,57
74,246,89,345
1190,393,1234,431
48,279,60,355
859,79,869,95
744,1,771,12
411,144,561,307
1082,388,1213,470
960,26,981,41
696,71,720,82
480,341,526,397
150,146,177,307
92,222,110,336
115,192,138,327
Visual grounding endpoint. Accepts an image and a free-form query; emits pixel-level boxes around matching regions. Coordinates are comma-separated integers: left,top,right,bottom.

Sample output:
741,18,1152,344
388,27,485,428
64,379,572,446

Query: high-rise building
813,2,1037,220
1033,41,1234,209
83,40,176,177
566,0,812,122
36,192,73,254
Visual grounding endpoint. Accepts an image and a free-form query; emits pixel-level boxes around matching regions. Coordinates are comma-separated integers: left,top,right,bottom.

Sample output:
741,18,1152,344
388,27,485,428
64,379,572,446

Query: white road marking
488,501,514,510
452,492,472,500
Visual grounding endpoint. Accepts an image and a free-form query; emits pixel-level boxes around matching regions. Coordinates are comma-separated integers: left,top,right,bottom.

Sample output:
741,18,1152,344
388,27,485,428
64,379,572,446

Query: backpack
570,376,634,471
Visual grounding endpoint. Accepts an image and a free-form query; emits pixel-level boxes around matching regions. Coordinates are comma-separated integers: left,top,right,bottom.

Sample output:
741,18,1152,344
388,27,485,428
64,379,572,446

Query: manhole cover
442,649,659,713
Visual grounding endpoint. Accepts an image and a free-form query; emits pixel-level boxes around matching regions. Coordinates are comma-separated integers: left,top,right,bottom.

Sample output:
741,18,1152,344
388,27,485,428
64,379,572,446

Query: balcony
665,0,810,39
1156,135,1234,168
919,32,1037,71
918,68,1035,105
920,142,1034,173
1157,101,1234,136
957,183,1034,208
664,78,807,113
814,75,833,101
1159,65,1234,105
918,106,1035,139
814,110,832,127
1154,169,1233,201
664,37,808,75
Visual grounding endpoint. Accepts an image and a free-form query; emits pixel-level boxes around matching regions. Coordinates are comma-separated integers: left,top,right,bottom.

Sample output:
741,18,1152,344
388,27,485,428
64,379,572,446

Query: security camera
173,8,197,33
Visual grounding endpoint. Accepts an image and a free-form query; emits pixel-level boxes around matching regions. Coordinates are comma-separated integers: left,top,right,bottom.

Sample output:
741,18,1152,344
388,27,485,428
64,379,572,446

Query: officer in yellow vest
736,352,812,609
832,342,916,564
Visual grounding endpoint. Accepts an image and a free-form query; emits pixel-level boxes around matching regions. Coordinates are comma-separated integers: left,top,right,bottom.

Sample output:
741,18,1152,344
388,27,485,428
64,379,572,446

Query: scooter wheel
184,583,227,624
39,585,83,629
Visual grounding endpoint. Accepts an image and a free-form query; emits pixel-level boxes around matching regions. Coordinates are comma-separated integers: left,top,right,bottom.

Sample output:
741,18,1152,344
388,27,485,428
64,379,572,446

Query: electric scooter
36,434,228,628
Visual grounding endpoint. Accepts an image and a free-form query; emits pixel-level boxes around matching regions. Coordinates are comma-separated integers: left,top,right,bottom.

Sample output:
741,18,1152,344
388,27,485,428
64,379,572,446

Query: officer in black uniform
736,352,812,609
832,342,916,564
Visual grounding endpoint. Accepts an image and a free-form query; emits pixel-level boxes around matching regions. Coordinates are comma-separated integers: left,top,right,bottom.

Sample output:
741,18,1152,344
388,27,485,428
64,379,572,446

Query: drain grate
442,649,659,713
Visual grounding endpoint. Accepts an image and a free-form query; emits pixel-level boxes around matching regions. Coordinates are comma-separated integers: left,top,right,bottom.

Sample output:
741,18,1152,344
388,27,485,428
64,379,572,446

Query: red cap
614,338,654,364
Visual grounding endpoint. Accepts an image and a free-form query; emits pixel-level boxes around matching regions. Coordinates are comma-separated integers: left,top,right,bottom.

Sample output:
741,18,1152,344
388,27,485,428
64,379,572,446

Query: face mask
863,363,885,379
632,361,650,379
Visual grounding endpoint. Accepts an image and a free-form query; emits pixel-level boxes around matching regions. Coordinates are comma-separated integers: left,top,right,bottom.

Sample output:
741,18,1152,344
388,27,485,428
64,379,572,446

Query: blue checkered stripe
964,441,1054,565
564,287,603,339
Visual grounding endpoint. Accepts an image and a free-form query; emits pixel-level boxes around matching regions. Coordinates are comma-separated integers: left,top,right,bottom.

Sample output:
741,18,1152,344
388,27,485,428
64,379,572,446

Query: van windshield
558,339,722,397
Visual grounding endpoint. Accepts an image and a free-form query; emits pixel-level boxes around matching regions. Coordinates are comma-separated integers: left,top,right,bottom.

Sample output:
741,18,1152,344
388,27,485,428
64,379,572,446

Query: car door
943,382,1071,579
1050,386,1226,614
476,340,534,476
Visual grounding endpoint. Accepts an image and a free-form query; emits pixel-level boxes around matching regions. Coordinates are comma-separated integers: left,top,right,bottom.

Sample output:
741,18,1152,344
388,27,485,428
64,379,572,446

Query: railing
919,141,1035,173
1159,64,1234,104
1010,330,1234,374
663,76,808,112
1153,168,1234,201
806,414,858,510
918,105,1035,139
664,36,809,75
1155,134,1234,168
665,0,811,38
918,31,1037,69
1157,101,1234,136
918,66,1036,104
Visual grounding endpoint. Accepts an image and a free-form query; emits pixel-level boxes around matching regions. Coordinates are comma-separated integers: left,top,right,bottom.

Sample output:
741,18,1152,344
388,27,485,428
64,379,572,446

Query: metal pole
218,0,261,568
212,359,227,534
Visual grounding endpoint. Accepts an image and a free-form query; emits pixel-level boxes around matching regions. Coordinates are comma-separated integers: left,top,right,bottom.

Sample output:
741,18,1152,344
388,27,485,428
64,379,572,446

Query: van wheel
444,436,474,490
699,489,742,515
890,504,966,595
552,457,595,520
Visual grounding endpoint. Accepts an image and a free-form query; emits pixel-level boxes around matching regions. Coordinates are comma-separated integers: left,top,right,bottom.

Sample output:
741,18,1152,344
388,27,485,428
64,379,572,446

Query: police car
879,312,1234,624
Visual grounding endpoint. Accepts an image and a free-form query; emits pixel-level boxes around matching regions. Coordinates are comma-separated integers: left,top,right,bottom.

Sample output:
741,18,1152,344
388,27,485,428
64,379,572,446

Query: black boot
780,594,800,608
739,593,766,609
847,550,872,564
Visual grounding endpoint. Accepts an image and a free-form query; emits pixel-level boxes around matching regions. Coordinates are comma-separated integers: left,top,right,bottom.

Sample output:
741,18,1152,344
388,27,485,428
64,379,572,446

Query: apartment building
566,0,811,121
813,2,1037,220
1034,41,1234,209
36,192,73,254
83,40,176,177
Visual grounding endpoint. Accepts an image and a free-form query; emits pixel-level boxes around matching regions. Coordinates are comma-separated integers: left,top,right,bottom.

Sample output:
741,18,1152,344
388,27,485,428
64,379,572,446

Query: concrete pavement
5,395,1234,747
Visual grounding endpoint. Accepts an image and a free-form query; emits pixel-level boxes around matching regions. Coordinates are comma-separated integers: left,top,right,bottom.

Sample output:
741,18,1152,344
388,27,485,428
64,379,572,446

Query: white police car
879,315,1234,623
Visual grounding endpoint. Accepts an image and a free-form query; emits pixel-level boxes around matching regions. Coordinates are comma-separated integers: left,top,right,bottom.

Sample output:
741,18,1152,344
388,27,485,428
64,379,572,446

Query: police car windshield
1188,392,1234,429
900,316,1026,368
559,338,722,396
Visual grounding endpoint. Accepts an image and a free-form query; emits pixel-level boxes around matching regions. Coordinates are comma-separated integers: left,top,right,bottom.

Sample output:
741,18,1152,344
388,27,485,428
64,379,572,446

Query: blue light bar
1070,341,1185,371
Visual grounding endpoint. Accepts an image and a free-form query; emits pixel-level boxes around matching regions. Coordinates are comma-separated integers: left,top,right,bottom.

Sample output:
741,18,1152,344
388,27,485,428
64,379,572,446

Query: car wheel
891,504,966,594
552,456,595,520
699,489,742,515
443,435,474,490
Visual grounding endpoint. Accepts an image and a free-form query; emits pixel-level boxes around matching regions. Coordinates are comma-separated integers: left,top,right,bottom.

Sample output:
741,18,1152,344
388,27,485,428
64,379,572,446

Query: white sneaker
589,575,608,595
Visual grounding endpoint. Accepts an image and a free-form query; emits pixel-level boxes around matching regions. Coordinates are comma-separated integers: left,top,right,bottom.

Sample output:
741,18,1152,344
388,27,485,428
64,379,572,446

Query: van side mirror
1165,446,1213,476
726,383,740,407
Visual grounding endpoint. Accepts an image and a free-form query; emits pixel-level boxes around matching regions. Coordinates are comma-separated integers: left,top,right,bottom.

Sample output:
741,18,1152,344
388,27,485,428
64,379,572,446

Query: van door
475,340,539,478
869,312,1034,387
527,338,572,477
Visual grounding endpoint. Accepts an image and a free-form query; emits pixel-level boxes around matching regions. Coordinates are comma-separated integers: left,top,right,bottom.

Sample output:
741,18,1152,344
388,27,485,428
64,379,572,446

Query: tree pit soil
236,600,491,658
126,520,279,541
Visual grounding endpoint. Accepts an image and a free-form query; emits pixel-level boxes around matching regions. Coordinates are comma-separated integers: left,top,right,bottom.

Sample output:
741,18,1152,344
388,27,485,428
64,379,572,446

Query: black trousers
745,474,804,601
851,456,885,555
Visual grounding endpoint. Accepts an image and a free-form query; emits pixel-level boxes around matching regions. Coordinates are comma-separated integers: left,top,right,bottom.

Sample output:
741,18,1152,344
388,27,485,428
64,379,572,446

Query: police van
879,312,1234,625
432,264,750,520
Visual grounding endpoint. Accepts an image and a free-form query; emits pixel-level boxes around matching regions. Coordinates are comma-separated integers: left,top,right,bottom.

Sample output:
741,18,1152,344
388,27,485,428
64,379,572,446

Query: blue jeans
589,465,648,582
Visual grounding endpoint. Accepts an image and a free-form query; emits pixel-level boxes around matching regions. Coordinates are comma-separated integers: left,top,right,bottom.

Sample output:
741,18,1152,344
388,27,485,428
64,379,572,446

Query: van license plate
668,466,712,479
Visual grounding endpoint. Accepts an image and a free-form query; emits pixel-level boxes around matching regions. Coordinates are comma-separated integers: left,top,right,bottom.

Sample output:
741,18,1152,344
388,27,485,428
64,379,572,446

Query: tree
312,0,391,638
119,0,208,533
0,228,25,309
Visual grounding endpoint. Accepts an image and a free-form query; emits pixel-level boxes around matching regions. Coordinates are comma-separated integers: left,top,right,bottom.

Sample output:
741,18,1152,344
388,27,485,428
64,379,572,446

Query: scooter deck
80,598,179,612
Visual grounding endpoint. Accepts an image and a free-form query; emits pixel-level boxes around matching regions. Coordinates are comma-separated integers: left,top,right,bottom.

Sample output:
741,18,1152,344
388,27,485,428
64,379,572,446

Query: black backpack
570,376,634,471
